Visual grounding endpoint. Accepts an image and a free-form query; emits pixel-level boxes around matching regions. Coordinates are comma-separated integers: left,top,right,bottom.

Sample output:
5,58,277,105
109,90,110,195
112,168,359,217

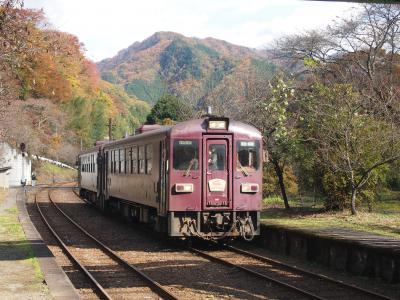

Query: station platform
15,187,80,299
259,222,400,284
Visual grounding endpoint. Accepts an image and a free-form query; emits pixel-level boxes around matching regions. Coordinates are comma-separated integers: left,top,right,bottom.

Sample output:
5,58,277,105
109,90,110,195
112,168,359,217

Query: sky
25,0,358,62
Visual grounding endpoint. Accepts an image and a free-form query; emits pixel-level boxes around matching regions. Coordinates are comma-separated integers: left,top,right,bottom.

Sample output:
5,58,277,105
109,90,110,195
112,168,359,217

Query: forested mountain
98,32,275,108
0,2,149,163
0,1,274,164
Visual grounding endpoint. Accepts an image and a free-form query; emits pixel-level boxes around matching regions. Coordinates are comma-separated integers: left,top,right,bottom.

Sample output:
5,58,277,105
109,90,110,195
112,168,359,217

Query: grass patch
0,192,45,283
262,193,400,238
35,161,77,184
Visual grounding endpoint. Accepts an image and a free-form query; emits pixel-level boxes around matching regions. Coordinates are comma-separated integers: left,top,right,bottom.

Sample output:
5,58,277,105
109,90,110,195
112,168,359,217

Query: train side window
236,140,260,172
146,145,152,174
113,150,117,173
114,150,116,173
117,149,120,173
173,140,199,170
131,146,138,173
120,148,125,173
107,151,110,173
125,148,130,174
111,150,113,173
138,146,145,174
116,150,118,173
110,151,113,173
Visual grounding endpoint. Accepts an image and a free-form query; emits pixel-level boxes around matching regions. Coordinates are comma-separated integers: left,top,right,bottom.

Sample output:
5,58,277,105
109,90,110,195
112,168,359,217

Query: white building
0,142,32,188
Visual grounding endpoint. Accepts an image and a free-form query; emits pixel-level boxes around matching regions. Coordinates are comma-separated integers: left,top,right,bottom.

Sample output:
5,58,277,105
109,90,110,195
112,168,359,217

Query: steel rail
221,243,395,300
186,245,325,300
48,190,179,300
35,193,113,300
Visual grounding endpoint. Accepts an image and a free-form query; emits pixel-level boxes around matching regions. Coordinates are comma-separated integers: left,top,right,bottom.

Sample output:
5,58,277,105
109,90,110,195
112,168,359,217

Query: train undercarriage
79,188,260,241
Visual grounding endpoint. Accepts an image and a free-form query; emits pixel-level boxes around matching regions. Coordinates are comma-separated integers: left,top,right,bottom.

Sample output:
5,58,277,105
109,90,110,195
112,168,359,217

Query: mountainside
98,32,275,107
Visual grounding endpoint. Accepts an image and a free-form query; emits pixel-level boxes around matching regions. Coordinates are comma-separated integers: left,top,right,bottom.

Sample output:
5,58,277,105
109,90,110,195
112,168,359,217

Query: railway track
186,242,395,300
57,186,396,300
35,188,178,300
221,243,394,300
62,188,312,299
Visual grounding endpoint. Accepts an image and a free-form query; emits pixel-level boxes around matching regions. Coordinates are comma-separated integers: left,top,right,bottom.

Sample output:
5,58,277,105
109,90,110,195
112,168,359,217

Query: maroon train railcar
78,117,262,240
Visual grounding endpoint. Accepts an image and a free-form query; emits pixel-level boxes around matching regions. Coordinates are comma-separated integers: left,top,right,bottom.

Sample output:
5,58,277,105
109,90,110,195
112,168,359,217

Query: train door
158,140,167,216
203,136,232,209
104,150,109,202
96,150,101,197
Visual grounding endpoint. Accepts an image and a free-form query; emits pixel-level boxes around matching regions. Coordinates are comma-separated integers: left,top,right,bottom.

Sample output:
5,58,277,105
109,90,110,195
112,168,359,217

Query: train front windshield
173,140,199,170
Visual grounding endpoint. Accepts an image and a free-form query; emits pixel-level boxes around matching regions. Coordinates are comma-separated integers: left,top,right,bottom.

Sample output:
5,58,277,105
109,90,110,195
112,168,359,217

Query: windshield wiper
185,159,197,177
238,161,249,177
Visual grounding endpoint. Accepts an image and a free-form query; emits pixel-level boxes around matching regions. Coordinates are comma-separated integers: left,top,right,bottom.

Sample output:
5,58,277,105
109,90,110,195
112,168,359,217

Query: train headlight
175,183,194,193
241,183,259,193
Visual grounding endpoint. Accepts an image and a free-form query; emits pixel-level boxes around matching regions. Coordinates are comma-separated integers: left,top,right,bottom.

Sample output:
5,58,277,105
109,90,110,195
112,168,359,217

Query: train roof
171,118,262,139
78,117,261,155
78,144,103,155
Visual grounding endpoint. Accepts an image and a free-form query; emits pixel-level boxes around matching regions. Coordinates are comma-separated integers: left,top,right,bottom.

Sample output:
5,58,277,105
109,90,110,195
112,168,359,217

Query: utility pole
107,118,113,141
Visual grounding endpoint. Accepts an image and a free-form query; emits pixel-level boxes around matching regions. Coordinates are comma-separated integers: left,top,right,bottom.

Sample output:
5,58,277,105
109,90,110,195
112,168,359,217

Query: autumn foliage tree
301,83,400,214
0,1,149,162
243,73,298,210
270,4,400,214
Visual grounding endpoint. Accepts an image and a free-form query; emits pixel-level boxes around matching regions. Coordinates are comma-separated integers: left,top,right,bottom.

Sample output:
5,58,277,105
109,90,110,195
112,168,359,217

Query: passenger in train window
208,145,226,171
208,148,218,170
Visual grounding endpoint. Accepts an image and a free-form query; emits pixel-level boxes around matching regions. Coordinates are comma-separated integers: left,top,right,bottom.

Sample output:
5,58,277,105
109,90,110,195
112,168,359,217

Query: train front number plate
208,178,226,192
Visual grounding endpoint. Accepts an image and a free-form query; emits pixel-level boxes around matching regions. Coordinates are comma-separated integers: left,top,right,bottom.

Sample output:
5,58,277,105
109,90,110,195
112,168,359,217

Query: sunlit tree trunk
350,188,358,215
272,158,290,210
